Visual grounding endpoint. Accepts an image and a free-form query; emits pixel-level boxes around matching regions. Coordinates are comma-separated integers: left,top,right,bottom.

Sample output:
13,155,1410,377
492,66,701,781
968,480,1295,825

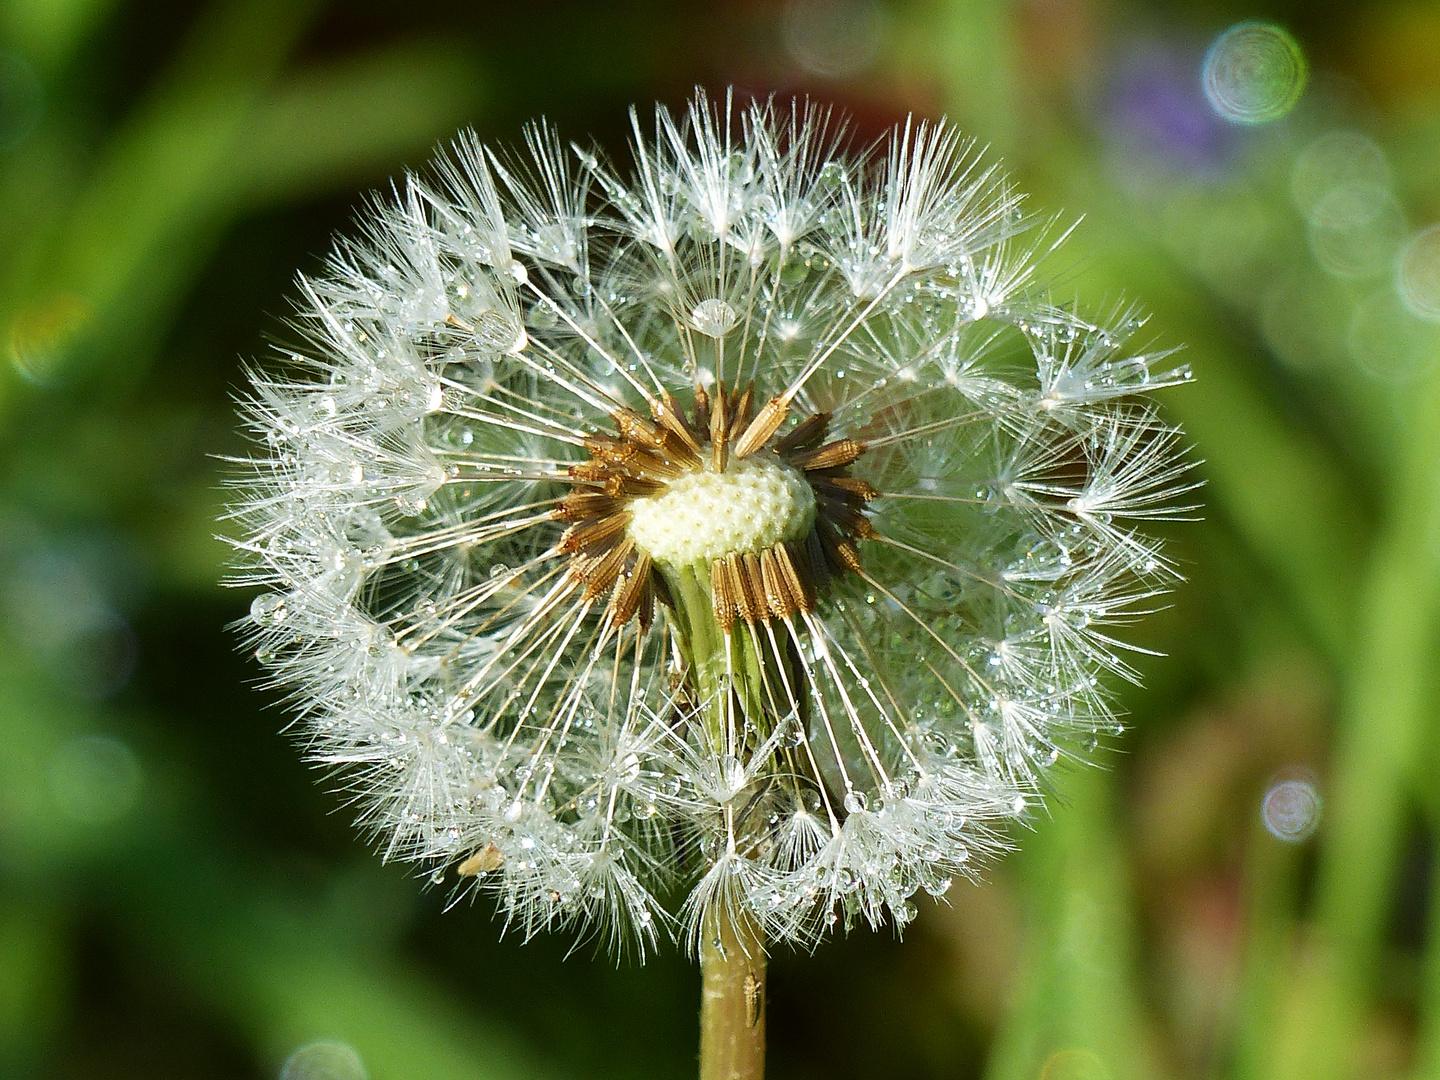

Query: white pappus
227,89,1193,959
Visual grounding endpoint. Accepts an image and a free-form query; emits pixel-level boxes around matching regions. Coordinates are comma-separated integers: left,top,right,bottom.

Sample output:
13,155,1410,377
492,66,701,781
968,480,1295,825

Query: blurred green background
3,0,1440,1077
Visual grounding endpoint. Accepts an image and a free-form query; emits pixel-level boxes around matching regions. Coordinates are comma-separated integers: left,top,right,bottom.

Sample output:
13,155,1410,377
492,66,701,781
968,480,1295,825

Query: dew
843,789,869,814
250,593,288,627
280,1040,368,1080
778,258,811,285
1202,22,1307,125
1261,777,1321,842
690,298,738,338
1398,224,1440,322
817,161,848,189
471,310,523,353
503,800,524,822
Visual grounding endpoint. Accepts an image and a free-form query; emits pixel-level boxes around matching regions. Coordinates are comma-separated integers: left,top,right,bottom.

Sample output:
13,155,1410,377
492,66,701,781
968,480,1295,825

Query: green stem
699,906,766,1080
663,563,770,751
661,561,777,1079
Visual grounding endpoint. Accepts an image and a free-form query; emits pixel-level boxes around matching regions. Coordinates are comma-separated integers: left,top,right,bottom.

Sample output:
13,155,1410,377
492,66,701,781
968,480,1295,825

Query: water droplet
690,298,738,338
817,161,848,189
250,593,287,627
843,789,869,814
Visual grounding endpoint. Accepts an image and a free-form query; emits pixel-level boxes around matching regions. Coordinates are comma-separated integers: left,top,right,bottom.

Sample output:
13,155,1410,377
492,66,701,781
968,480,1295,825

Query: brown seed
691,385,711,429
627,447,685,480
611,551,653,626
816,518,863,574
728,386,755,441
617,475,666,498
805,529,831,591
734,396,791,458
614,409,665,450
457,843,504,876
653,391,704,457
559,511,631,554
789,438,865,471
818,497,877,539
710,379,730,472
584,434,639,467
759,547,797,620
568,460,611,484
775,541,816,611
773,411,831,453
811,475,878,503
727,553,759,624
711,558,737,631
742,553,768,623
581,541,634,600
556,491,622,521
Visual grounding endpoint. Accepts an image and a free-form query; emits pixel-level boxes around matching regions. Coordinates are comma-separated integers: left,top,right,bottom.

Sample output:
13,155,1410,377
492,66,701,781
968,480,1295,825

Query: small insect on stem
744,971,764,1029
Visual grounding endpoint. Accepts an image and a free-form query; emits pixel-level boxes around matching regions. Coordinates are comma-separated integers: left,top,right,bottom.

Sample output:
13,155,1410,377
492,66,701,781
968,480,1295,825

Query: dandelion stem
699,906,766,1080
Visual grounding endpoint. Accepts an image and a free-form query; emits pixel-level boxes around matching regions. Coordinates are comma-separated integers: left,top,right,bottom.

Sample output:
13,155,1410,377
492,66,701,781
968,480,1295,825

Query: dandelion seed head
228,89,1190,957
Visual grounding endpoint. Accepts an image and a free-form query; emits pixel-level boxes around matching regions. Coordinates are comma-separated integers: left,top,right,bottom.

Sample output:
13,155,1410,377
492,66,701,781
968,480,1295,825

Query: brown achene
552,384,878,631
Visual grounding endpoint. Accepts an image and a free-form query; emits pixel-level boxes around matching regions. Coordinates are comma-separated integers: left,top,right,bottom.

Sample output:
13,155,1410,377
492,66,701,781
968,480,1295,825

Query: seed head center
627,457,816,568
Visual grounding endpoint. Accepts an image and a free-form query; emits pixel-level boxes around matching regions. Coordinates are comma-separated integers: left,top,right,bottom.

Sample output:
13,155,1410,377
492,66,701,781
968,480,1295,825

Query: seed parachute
229,89,1193,957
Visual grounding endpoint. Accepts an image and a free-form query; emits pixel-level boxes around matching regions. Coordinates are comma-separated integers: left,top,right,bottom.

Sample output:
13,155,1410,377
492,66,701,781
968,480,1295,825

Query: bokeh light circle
782,0,886,79
280,1041,368,1080
1291,132,1391,228
1349,291,1440,381
1398,224,1440,321
1202,22,1307,124
1261,778,1321,842
1308,194,1406,280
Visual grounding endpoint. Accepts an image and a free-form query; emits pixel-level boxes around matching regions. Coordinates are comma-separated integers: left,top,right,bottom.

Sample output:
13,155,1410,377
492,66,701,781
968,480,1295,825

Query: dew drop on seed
690,298,738,338
250,593,287,626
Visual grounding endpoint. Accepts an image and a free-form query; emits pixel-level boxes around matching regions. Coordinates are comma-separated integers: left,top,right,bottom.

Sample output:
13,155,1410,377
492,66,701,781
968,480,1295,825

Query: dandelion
228,89,1191,1079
